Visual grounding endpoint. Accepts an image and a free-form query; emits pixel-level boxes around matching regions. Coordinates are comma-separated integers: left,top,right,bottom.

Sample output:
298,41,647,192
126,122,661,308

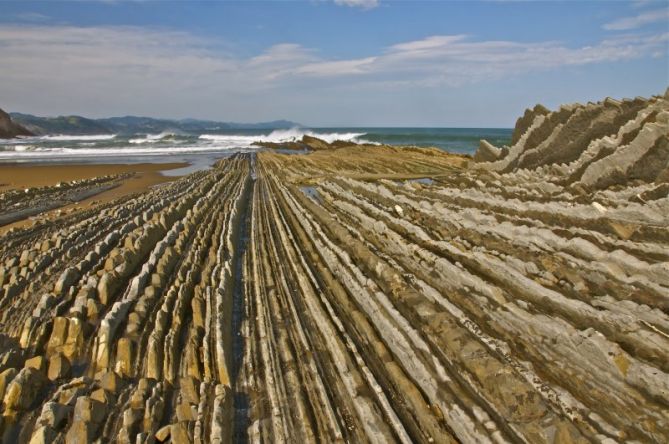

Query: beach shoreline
0,161,188,233
0,162,187,190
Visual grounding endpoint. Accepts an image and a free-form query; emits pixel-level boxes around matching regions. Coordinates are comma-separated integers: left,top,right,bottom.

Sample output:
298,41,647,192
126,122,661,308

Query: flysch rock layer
475,89,669,189
0,91,668,443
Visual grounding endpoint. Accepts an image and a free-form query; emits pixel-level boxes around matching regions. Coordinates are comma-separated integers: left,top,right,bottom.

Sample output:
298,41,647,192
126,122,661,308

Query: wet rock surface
0,92,668,443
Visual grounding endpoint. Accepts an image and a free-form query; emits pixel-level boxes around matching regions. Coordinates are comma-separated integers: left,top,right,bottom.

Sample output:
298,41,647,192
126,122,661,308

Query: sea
0,128,512,173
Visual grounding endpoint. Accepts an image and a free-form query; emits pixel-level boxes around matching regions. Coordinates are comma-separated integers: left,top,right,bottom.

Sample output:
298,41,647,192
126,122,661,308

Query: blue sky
0,0,667,126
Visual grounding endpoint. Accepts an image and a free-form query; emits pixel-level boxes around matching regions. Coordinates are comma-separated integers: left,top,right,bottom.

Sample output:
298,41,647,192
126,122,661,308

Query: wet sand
0,162,187,233
0,162,187,190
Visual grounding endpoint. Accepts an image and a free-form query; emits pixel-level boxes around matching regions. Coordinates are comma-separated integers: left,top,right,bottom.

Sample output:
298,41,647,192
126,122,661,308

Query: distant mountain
11,112,111,136
9,112,301,136
0,109,34,139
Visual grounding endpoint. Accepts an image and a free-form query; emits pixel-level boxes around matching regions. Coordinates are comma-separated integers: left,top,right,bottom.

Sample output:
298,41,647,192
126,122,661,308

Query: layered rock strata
475,90,669,189
0,92,668,443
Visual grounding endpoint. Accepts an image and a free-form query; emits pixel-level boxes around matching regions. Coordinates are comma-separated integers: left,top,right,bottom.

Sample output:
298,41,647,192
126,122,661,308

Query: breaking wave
0,128,513,161
199,129,370,147
129,132,181,144
38,134,117,141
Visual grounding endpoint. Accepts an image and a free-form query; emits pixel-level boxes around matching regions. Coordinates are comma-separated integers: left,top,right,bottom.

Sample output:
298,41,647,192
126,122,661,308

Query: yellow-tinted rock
47,353,71,381
0,368,18,403
3,367,44,411
24,356,47,375
114,337,134,378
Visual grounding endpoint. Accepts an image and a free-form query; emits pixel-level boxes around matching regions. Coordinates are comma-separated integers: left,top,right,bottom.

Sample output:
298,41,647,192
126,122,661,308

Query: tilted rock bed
0,174,129,227
0,93,668,442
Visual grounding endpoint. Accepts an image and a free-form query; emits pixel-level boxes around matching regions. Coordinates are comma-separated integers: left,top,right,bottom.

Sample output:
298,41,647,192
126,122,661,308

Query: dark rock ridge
475,89,669,189
0,109,33,139
253,134,367,151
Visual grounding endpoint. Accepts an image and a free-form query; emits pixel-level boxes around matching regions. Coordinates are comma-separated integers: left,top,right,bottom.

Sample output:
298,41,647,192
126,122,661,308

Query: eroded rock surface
475,89,669,189
0,92,668,443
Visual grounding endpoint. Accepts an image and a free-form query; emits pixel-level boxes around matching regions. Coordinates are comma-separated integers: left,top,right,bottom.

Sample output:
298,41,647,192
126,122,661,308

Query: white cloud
14,12,50,22
287,33,669,85
603,8,669,30
632,0,655,9
0,24,666,122
334,0,379,10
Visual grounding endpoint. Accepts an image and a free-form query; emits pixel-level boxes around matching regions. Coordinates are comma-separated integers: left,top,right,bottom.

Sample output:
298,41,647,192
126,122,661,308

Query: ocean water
0,127,512,164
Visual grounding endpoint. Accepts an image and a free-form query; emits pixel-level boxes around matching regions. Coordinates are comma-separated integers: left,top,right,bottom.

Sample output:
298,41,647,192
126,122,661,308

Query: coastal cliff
0,108,33,139
0,91,668,443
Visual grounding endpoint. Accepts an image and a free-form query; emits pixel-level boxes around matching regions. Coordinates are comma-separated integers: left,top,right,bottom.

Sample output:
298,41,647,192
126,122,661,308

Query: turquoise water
315,127,512,154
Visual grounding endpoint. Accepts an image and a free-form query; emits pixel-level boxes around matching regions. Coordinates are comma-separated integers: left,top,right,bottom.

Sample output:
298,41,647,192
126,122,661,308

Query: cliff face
0,108,33,139
475,89,669,189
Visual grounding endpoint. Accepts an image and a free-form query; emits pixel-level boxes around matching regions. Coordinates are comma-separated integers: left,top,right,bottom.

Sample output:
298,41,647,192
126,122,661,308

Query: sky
0,0,667,127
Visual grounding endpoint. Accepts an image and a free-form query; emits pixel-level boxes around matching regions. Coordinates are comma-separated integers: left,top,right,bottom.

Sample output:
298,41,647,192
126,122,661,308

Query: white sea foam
199,128,369,147
0,144,255,160
129,132,179,144
39,134,117,141
0,129,375,161
0,144,37,152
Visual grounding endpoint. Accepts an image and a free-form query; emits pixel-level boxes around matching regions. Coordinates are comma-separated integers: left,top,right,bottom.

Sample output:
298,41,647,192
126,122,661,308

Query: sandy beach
0,162,187,233
0,162,186,190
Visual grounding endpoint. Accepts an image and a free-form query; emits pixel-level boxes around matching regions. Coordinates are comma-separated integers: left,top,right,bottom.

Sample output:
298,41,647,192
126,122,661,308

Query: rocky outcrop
474,90,669,190
473,139,503,162
0,108,33,139
0,93,668,442
253,135,362,151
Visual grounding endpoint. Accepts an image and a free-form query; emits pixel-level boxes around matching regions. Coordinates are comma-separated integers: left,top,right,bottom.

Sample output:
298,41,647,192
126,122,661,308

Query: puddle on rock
411,177,435,185
300,185,322,203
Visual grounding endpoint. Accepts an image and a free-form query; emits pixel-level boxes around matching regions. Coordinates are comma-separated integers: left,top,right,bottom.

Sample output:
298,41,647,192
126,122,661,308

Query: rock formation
0,91,668,443
253,135,361,151
0,109,33,139
475,89,669,189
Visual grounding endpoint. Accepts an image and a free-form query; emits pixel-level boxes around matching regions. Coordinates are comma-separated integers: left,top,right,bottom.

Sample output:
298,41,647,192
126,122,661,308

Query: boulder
0,367,18,402
65,420,92,444
180,378,200,406
47,316,69,356
170,422,192,444
97,371,121,394
155,425,171,442
28,426,56,444
97,272,120,306
474,139,503,162
54,267,80,296
24,356,48,375
114,337,134,377
3,367,45,410
75,396,106,422
36,401,71,428
47,353,71,381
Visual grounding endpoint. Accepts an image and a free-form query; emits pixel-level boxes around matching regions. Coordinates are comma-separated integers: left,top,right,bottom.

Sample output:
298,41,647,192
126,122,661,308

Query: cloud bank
603,8,669,31
0,24,666,123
